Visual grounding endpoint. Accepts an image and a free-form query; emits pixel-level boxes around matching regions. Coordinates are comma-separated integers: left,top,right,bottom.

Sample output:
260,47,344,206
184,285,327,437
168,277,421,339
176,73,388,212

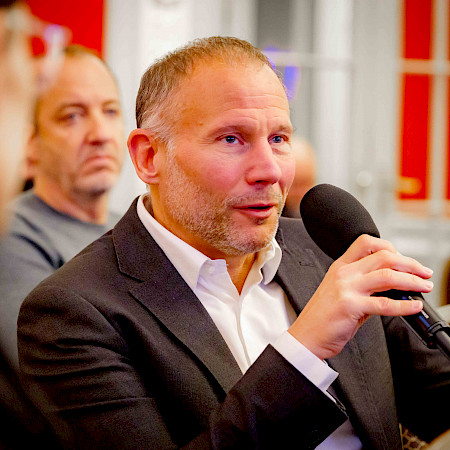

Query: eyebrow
211,122,293,136
55,99,121,113
274,124,294,134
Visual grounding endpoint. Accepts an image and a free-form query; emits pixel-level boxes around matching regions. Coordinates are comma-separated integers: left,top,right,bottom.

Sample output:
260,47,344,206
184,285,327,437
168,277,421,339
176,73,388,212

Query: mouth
234,203,277,219
83,154,118,168
85,153,114,162
240,203,274,210
82,154,119,175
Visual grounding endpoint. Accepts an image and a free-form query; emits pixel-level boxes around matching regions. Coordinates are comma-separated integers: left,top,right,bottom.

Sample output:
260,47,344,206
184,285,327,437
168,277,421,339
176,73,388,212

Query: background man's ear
24,124,39,181
128,129,161,185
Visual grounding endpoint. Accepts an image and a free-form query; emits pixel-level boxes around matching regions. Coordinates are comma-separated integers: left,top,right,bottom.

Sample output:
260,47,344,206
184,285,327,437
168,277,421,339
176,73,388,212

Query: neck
33,180,110,224
224,253,257,294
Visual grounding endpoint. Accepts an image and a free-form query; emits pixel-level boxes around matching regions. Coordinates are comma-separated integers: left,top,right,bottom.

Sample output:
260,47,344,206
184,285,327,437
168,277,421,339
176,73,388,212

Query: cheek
115,142,126,164
110,122,126,144
41,126,71,147
38,135,79,170
281,160,296,193
180,153,237,192
199,162,239,193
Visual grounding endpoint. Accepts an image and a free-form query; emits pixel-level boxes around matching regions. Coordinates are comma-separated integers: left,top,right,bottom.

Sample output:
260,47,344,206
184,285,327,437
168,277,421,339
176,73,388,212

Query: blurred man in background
0,44,126,368
0,0,34,233
0,1,63,447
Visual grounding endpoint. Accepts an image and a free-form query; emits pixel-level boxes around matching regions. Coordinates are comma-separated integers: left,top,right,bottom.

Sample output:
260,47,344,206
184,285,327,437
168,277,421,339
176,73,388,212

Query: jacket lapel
274,226,329,313
113,200,242,394
129,276,243,394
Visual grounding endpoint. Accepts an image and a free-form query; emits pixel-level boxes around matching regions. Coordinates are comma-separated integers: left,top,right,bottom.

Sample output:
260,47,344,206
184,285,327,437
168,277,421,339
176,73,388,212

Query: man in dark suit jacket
18,36,450,449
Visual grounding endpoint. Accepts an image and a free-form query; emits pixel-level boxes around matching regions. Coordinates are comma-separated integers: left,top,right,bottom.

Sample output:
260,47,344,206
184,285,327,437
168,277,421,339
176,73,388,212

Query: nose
245,139,283,186
87,111,112,146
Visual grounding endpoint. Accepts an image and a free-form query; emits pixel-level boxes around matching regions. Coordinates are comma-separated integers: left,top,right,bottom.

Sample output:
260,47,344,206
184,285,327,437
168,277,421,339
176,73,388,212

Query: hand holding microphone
288,183,450,361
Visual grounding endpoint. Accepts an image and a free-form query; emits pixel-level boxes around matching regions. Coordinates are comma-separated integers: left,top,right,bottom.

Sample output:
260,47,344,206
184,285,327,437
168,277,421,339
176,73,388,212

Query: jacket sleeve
0,232,60,368
18,285,347,450
383,315,450,443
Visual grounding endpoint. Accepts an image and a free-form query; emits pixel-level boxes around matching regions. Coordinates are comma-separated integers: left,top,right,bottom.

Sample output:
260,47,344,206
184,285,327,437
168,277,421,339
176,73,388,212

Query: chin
230,226,278,255
79,173,120,197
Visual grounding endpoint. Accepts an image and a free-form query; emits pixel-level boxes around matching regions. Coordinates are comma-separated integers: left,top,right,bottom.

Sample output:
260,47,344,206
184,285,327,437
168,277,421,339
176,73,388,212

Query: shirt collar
257,239,282,285
136,194,282,289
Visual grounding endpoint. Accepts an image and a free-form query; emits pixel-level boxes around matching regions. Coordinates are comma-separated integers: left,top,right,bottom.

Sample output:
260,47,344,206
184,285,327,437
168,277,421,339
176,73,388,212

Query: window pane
403,0,433,59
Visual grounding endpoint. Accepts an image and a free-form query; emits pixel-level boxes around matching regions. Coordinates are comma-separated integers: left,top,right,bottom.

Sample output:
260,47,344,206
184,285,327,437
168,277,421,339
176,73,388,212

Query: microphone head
300,183,380,260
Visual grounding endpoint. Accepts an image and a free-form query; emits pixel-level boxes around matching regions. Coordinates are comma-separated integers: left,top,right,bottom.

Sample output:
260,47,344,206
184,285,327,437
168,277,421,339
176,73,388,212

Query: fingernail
424,281,434,290
424,267,434,276
412,300,423,310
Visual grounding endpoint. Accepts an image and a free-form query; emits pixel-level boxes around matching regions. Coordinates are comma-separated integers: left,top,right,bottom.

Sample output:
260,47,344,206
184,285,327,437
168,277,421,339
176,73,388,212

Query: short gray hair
135,36,276,148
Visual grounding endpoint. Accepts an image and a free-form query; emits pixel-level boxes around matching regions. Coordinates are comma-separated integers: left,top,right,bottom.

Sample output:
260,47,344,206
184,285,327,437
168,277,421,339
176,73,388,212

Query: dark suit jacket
0,348,62,449
18,199,450,449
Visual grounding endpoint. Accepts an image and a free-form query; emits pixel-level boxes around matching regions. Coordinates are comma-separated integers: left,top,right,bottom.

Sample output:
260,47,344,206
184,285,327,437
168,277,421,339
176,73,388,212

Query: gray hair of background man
62,43,119,84
135,36,278,149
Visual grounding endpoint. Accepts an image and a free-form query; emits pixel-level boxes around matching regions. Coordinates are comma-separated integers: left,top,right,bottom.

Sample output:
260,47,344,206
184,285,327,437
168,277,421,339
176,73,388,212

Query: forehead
175,61,291,131
38,55,119,112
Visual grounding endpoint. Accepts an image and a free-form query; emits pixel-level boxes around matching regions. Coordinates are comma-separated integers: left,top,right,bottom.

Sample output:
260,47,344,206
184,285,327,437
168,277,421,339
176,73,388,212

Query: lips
83,154,119,169
238,203,274,211
234,203,277,219
81,154,120,175
85,153,114,163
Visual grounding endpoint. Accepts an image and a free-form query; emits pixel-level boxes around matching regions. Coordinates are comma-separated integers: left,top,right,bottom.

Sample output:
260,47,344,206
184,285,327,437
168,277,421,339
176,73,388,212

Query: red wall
26,0,105,57
399,0,433,200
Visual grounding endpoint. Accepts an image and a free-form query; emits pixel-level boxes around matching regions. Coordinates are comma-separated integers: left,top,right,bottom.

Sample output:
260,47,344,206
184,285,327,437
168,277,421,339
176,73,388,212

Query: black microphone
300,183,450,360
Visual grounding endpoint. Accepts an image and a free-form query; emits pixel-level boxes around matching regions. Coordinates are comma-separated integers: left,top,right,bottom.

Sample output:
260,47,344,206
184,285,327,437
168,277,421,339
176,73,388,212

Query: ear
128,129,162,185
24,124,39,178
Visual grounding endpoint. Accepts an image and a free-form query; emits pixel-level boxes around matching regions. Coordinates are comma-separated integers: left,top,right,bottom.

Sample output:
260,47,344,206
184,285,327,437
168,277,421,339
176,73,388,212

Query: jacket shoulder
278,217,330,257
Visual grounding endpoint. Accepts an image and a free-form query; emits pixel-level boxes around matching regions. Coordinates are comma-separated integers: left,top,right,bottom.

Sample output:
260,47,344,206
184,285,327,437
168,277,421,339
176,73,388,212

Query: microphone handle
383,290,450,360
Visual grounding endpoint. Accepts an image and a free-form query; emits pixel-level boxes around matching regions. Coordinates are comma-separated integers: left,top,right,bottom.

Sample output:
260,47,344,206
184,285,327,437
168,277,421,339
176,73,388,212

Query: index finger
340,234,397,264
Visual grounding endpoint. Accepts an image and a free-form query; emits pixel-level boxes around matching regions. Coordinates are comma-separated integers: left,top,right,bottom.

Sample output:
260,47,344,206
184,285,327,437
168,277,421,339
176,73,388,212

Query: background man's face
154,60,295,259
30,55,125,200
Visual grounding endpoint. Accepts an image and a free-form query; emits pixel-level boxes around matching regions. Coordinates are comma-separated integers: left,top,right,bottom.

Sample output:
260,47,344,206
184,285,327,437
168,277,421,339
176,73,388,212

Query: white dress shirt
137,195,362,449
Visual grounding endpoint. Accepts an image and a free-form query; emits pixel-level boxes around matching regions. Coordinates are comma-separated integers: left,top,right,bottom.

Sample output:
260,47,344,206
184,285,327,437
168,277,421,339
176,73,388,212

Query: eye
104,108,120,117
270,135,285,144
221,135,239,144
60,111,82,123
